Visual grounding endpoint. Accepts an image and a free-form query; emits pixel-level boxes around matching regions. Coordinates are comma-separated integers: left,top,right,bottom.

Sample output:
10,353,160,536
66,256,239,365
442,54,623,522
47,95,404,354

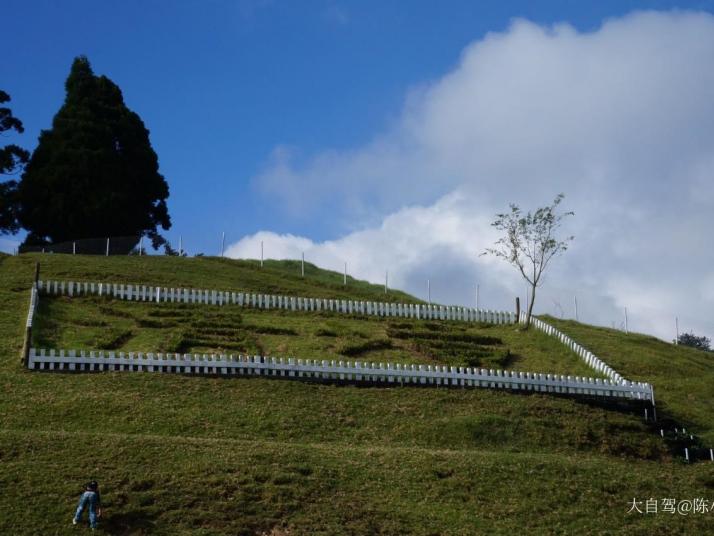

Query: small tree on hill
0,90,30,234
484,194,574,329
17,56,171,250
677,332,711,352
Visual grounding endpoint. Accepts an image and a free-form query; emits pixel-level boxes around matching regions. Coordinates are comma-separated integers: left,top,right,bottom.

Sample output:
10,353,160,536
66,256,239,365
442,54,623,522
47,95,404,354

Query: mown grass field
32,295,604,378
1,253,713,535
546,316,714,446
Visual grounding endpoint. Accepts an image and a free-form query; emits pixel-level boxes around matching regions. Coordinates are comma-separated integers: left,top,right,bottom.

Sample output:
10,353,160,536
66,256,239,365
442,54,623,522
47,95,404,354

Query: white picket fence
520,313,627,386
29,280,651,402
27,348,654,401
37,279,516,324
21,284,40,365
26,285,39,329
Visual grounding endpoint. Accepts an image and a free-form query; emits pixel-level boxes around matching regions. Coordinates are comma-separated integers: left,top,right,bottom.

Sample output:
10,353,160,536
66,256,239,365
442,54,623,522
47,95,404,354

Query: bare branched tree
484,194,574,329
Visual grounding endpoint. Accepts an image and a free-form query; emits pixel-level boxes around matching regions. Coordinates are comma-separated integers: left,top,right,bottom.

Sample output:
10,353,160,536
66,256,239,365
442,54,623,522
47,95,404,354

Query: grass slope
0,254,712,535
32,296,602,377
545,316,714,446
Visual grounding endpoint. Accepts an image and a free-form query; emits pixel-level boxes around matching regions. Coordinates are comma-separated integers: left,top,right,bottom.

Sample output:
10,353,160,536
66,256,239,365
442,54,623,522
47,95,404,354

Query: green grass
32,295,603,377
545,316,714,445
2,429,712,536
29,254,420,303
0,254,713,535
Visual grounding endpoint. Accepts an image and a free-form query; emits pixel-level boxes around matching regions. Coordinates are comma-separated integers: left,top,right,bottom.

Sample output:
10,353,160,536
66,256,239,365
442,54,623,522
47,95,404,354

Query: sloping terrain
32,294,602,378
546,316,714,446
0,253,712,535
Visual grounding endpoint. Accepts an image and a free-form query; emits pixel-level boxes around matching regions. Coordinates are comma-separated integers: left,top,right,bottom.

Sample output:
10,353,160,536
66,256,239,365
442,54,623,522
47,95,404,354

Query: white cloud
226,191,521,304
234,11,714,342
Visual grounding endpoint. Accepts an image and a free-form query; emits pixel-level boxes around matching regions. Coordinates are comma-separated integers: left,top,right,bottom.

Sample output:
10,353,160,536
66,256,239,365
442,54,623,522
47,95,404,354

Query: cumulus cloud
226,192,526,308
233,11,714,342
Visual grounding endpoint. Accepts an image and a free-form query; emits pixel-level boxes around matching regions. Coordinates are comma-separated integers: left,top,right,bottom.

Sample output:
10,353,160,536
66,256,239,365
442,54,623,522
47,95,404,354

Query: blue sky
4,0,710,246
3,1,714,340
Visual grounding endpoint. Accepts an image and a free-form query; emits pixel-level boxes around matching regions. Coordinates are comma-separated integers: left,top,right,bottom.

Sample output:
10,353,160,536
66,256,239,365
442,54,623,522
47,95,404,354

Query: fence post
21,284,38,367
106,238,110,256
22,323,31,366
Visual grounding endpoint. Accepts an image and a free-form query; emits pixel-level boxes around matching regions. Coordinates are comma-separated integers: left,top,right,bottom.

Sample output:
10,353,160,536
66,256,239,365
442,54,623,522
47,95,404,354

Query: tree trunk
524,284,537,329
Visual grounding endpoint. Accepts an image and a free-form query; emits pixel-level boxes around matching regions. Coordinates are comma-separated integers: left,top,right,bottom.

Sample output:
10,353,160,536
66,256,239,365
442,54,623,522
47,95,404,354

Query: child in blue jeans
72,480,102,529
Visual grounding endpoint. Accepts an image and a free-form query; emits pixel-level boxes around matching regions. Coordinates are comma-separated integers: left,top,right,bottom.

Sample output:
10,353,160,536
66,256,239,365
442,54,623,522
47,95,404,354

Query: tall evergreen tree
0,89,30,234
18,56,170,248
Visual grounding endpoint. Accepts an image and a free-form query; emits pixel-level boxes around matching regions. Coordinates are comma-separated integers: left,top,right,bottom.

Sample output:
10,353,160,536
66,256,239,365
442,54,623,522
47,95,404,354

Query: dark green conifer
18,56,170,248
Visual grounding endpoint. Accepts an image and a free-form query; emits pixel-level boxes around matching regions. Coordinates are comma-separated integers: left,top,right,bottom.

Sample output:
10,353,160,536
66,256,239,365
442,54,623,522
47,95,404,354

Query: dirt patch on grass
338,338,393,357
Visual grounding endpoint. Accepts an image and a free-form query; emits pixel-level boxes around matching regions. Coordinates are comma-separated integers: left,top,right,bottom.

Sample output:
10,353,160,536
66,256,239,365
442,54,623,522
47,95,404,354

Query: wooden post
21,326,31,367
22,324,30,365
34,262,40,285
515,296,520,321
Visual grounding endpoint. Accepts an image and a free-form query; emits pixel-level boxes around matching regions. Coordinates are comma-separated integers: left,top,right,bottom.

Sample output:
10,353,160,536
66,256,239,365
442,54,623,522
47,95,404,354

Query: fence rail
19,235,141,256
520,313,627,387
27,348,654,401
20,284,39,365
38,279,516,324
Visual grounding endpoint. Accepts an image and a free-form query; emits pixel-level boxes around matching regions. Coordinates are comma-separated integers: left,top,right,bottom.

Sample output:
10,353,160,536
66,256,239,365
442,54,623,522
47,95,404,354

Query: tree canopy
18,56,170,248
0,90,30,234
484,194,574,329
677,332,711,352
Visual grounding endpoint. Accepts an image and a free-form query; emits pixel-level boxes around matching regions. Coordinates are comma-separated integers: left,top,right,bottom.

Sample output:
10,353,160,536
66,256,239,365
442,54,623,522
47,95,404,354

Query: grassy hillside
0,254,712,535
26,254,420,304
33,296,602,378
545,316,714,446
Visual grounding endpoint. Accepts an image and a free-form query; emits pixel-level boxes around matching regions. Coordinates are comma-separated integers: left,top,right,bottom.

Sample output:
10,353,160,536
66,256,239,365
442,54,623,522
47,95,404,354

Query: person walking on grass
72,480,102,530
